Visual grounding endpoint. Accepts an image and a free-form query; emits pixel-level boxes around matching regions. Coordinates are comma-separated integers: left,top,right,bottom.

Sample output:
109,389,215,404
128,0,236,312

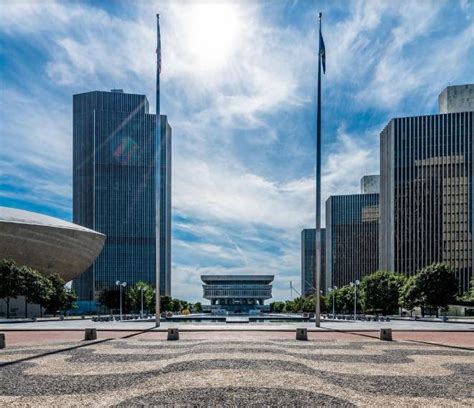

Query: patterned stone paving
0,337,473,406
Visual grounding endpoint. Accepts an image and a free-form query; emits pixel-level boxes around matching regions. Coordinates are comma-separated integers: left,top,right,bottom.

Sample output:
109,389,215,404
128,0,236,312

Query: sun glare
184,2,241,72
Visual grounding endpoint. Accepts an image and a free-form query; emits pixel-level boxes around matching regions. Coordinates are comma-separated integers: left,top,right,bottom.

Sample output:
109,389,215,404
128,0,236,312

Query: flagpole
315,12,322,328
155,13,161,327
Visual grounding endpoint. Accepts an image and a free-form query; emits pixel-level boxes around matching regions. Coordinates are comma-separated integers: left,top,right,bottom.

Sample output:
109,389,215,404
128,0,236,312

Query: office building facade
380,105,473,292
326,193,379,288
159,115,172,296
301,228,326,296
72,90,172,300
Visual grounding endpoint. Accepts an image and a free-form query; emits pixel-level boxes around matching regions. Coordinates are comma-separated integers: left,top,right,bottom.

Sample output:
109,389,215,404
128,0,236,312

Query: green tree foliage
171,298,182,313
400,263,459,317
0,259,23,318
98,288,123,312
193,302,203,313
399,276,422,312
127,281,154,313
160,295,172,312
359,271,406,315
326,286,361,314
416,263,458,315
44,273,77,316
270,295,327,314
459,278,474,303
270,301,286,313
21,266,53,317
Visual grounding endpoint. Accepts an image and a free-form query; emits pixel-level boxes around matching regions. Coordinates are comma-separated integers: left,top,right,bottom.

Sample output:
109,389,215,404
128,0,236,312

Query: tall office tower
159,114,172,296
326,193,379,288
72,90,172,300
380,86,473,293
360,175,380,194
301,228,326,296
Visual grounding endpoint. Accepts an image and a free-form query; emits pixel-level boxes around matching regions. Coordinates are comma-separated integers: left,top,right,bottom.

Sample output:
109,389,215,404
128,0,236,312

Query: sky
1,0,473,302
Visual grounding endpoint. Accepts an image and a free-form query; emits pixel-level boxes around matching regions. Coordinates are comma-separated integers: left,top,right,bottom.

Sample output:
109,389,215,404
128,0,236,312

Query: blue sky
1,0,473,301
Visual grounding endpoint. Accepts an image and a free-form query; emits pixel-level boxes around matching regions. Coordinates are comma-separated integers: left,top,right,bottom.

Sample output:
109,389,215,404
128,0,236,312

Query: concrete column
168,328,179,340
380,328,392,341
296,328,308,341
84,328,97,341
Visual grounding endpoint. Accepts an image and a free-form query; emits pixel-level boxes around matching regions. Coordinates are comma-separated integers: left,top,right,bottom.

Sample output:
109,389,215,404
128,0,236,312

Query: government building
72,90,172,302
201,275,274,314
325,187,379,289
380,84,473,293
301,228,326,296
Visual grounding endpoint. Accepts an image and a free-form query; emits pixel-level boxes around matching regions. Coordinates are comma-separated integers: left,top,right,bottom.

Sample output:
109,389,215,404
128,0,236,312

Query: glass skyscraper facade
326,194,379,289
159,115,172,296
301,228,326,296
380,109,473,293
72,90,172,300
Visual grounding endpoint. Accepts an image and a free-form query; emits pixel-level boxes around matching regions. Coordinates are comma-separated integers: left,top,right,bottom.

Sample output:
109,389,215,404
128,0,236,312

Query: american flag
319,30,326,74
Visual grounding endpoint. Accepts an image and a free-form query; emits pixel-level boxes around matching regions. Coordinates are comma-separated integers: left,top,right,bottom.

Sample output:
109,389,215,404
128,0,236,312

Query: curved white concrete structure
0,206,105,282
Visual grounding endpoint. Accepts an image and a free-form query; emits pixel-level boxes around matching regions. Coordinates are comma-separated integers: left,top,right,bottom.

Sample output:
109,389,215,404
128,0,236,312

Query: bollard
168,328,179,341
0,333,5,349
84,328,97,341
296,328,308,341
380,328,392,341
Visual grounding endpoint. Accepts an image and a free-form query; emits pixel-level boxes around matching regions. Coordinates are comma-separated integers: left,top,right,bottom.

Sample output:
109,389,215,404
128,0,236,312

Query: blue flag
319,30,326,74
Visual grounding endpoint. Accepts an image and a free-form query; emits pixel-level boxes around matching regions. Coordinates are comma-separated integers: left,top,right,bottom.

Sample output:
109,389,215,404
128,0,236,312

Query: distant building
72,90,172,301
326,193,379,288
301,228,326,296
201,275,274,313
360,175,380,194
380,88,473,293
438,84,474,114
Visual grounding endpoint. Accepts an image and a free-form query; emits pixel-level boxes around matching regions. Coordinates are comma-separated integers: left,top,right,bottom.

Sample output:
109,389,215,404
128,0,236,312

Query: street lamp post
140,287,144,319
115,280,127,321
350,280,360,321
328,286,337,318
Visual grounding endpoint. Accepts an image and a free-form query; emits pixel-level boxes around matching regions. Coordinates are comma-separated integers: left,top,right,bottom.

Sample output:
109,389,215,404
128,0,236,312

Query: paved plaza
1,327,473,406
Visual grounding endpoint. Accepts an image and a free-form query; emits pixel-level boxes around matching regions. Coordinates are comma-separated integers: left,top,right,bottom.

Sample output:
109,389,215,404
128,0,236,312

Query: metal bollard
0,333,5,349
296,328,308,341
84,328,97,341
167,328,179,341
380,328,392,341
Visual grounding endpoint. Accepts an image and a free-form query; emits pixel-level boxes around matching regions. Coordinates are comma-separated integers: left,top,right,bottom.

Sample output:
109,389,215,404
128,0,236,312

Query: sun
182,2,242,72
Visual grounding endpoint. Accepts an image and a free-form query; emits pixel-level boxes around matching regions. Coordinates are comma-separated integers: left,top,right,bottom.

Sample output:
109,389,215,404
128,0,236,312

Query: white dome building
0,206,105,282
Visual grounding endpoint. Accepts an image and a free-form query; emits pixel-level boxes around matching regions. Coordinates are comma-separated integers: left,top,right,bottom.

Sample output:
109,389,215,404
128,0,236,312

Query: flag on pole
319,30,326,74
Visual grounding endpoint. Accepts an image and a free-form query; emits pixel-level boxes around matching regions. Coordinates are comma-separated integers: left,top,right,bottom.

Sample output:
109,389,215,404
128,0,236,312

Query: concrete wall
439,84,474,114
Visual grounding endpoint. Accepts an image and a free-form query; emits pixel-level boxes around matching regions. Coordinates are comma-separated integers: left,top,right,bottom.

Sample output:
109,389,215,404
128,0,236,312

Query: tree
171,298,182,313
193,302,203,313
399,276,422,314
459,278,474,303
160,295,172,312
359,271,406,315
0,259,24,318
98,288,122,312
326,286,361,314
44,273,77,316
416,263,458,317
127,281,154,313
21,266,53,318
270,301,285,313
